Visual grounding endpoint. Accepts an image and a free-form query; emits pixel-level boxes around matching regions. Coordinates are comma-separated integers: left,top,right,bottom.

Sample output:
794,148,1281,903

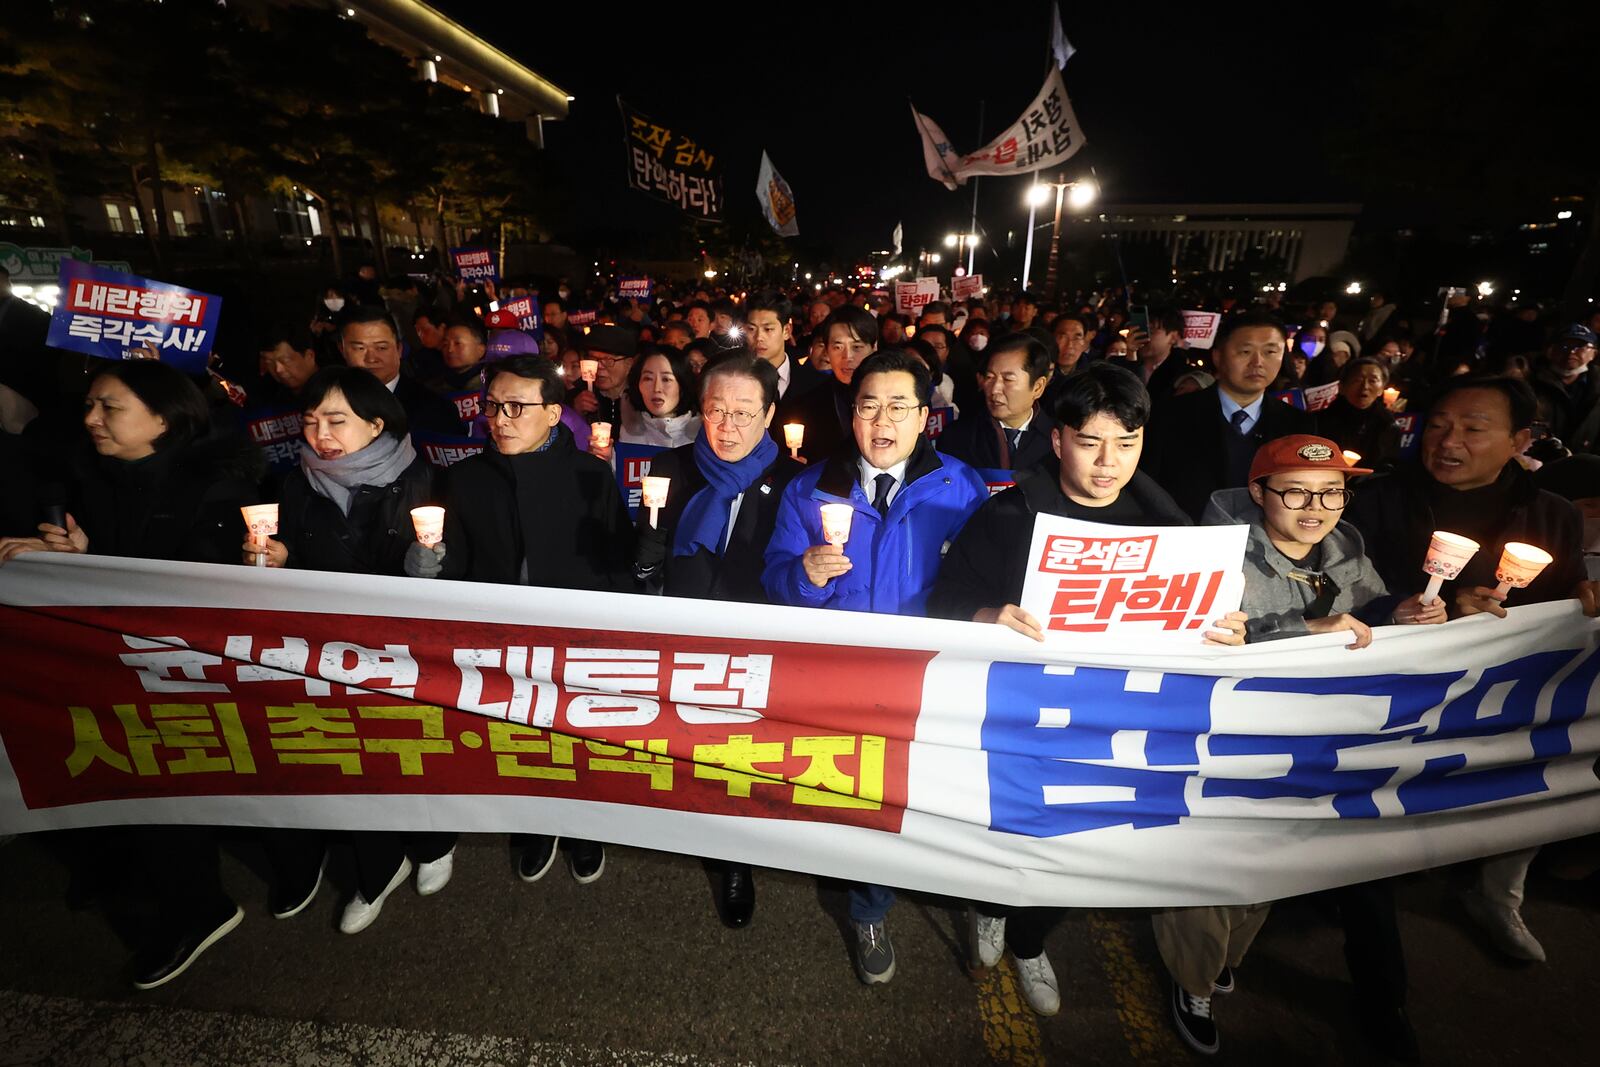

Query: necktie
1230,408,1251,436
1006,427,1023,451
872,473,895,519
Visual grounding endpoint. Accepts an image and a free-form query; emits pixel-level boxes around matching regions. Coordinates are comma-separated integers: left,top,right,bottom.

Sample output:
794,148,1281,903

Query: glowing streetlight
1066,179,1098,211
943,233,958,248
1558,210,1574,220
1477,280,1495,298
1027,184,1053,209
704,269,717,279
930,253,941,265
1345,281,1363,296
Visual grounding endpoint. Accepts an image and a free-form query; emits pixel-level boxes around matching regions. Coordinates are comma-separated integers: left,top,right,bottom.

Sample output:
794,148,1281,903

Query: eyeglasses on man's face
1259,485,1353,510
703,406,760,428
852,400,924,423
483,399,553,419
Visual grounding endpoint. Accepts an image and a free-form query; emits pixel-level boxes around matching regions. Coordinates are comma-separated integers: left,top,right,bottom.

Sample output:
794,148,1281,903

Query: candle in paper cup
820,503,854,546
579,358,599,384
641,475,670,526
783,423,805,457
1383,386,1401,408
410,506,445,547
1342,450,1362,465
1492,541,1552,598
1420,530,1480,603
591,421,612,449
241,503,279,567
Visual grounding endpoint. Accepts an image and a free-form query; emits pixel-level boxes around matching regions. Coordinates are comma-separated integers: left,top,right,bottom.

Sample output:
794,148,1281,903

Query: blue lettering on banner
983,644,1600,837
614,441,666,519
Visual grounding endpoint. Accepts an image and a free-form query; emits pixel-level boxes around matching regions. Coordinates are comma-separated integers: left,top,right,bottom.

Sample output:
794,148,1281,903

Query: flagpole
967,100,984,278
1022,196,1039,291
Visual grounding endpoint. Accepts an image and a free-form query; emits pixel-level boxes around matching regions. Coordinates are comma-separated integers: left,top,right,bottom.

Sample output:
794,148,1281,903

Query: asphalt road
1,832,1596,1066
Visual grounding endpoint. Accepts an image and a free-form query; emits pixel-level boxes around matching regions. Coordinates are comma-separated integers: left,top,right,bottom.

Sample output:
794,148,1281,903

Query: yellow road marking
1088,913,1182,1061
977,957,1045,1066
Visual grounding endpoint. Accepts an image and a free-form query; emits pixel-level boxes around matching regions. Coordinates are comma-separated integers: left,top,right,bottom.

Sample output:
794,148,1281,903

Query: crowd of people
1,263,1598,1060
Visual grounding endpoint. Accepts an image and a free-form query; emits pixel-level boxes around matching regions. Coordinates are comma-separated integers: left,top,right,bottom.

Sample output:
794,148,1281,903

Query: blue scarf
672,427,778,558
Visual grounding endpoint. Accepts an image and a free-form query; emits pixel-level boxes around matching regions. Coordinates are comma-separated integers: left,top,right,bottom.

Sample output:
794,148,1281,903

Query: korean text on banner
451,248,499,284
1181,310,1222,350
244,407,305,474
756,151,799,237
952,275,984,302
1019,517,1247,645
895,278,941,317
618,98,724,221
486,296,540,334
3,555,1597,910
46,260,222,374
618,277,654,304
615,441,667,519
1303,381,1341,413
412,430,486,469
915,66,1086,186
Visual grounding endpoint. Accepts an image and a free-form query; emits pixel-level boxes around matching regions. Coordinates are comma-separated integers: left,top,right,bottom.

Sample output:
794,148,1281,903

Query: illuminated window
104,202,125,234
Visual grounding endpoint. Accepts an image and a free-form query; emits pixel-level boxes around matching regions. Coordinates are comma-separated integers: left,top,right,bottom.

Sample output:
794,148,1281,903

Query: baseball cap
1249,434,1373,483
1555,323,1598,347
486,329,539,360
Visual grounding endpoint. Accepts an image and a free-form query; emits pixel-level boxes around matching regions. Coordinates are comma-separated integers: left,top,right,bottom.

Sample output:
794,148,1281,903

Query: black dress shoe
1360,1001,1421,1064
717,863,756,929
131,902,243,990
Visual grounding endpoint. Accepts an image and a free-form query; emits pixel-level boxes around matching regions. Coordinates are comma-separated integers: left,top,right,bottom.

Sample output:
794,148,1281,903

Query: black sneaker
853,920,896,985
517,835,560,883
716,863,756,929
1213,965,1235,994
270,851,325,919
131,902,244,990
1170,978,1219,1055
569,839,605,884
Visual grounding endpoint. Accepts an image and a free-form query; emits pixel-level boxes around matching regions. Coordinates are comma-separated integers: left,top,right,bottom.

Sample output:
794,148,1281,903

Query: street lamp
1023,175,1099,298
943,234,958,249
1477,280,1494,298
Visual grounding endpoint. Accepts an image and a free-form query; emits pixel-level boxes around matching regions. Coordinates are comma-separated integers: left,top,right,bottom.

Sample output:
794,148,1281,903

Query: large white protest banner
913,67,1086,189
2,554,1597,908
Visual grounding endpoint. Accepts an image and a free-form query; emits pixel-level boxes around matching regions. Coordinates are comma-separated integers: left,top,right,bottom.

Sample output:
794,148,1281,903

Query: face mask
558,288,571,300
969,334,989,352
1300,339,1325,359
324,297,345,312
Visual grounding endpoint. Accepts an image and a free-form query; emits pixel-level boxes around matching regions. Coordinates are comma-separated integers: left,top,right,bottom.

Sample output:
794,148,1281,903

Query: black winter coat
936,406,1061,474
438,427,634,590
277,453,439,575
634,444,804,602
777,377,854,465
1317,396,1402,471
67,435,263,564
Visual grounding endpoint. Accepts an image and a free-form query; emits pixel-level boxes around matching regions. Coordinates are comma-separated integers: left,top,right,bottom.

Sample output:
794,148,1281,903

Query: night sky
429,0,1363,268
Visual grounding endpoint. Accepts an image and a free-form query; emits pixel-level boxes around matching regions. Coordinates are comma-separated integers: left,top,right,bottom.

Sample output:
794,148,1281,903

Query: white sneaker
416,848,455,897
339,857,412,935
1012,951,1060,1016
1462,888,1546,962
968,908,1006,969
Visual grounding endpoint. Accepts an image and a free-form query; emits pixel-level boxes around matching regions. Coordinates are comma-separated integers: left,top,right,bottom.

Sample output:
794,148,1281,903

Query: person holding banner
404,354,632,886
936,332,1060,478
779,306,878,464
1140,312,1317,520
1345,375,1599,967
632,354,803,928
764,349,987,987
337,306,463,436
237,365,452,932
928,363,1203,1018
0,359,262,990
1154,435,1447,1058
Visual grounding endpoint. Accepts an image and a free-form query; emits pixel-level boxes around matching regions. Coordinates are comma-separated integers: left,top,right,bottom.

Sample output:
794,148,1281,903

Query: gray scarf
299,433,416,516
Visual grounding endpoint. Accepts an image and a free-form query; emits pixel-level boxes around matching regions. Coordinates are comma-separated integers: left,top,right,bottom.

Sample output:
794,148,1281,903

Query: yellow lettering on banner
586,738,673,790
790,734,886,810
693,734,785,798
113,704,161,776
488,722,577,781
267,702,361,775
65,706,131,777
151,703,257,775
358,705,453,775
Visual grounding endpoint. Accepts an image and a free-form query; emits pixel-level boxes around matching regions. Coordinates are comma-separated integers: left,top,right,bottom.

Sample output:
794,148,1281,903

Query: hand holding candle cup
820,503,853,547
1492,542,1552,599
1382,386,1401,408
1420,530,1479,604
641,475,670,527
409,506,445,547
579,358,599,385
591,421,612,450
783,423,805,459
241,504,280,568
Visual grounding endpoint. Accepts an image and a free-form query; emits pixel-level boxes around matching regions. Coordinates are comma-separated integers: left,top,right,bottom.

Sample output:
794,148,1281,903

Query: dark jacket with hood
634,443,805,603
277,452,439,576
929,465,1189,622
1344,460,1586,608
66,433,263,564
438,424,633,590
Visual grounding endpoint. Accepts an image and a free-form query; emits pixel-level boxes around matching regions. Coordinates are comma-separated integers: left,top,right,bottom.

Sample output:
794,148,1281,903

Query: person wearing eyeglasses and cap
1153,435,1445,1060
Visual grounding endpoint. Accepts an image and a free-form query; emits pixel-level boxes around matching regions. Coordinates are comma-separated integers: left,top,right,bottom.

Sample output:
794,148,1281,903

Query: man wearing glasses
630,354,803,930
763,349,988,987
404,354,633,888
570,324,638,428
1530,323,1598,454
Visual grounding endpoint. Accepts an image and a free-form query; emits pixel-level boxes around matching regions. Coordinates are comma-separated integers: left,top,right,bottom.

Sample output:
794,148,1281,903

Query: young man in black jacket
936,332,1061,478
1346,375,1599,968
777,305,877,464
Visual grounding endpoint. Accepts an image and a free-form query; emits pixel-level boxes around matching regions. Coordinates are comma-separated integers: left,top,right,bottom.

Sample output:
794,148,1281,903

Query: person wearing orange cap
1154,435,1446,1060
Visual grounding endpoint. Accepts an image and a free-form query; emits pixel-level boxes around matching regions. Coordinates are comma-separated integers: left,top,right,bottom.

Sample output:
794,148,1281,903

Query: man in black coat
1528,323,1599,455
338,305,464,436
632,355,803,929
1345,374,1598,977
1141,310,1316,520
936,332,1060,478
778,305,877,463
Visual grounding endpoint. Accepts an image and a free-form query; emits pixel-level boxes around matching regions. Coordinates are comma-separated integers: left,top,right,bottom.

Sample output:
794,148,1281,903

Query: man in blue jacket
762,348,988,984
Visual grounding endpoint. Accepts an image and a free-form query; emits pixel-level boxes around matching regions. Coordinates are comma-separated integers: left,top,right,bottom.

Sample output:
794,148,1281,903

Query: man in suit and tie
1140,311,1316,520
936,332,1060,475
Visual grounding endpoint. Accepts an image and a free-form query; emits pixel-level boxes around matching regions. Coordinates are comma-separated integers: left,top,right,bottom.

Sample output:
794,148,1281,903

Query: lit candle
1342,450,1362,465
783,423,805,459
1383,386,1401,408
410,506,445,547
641,475,670,527
1420,530,1480,604
591,421,612,450
1492,542,1552,599
580,358,598,384
820,503,854,547
241,504,280,568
